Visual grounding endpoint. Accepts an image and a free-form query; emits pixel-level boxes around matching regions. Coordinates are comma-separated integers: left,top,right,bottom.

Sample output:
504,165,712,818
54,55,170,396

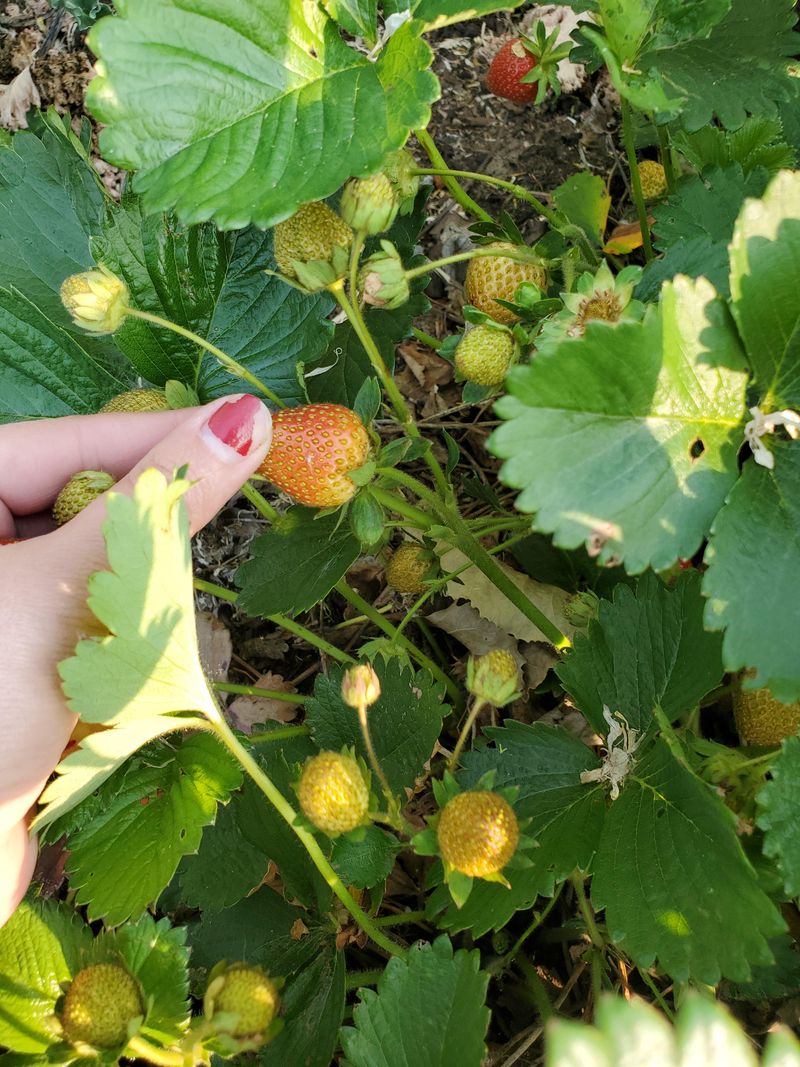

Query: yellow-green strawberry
100,388,170,413
733,674,800,746
53,470,115,526
297,751,370,835
340,172,400,235
385,542,429,594
207,964,280,1039
60,963,143,1049
466,649,520,707
437,790,519,878
465,243,547,324
60,266,129,334
637,159,668,201
455,325,514,387
273,201,353,279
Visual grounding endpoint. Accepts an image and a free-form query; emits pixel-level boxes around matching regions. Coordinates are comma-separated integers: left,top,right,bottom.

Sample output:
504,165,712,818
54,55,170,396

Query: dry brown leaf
438,544,575,645
0,67,40,130
195,611,232,683
290,918,310,940
427,602,519,659
519,641,558,690
227,671,299,733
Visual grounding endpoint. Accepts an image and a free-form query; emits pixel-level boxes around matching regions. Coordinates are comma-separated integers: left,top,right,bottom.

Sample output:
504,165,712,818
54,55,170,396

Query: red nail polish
206,394,262,456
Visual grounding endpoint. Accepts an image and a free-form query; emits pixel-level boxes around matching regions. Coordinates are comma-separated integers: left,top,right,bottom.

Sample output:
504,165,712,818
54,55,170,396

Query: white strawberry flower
744,405,800,470
580,706,641,800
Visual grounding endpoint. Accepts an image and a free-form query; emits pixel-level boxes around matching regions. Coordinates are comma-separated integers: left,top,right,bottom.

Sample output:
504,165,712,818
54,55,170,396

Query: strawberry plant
2,0,800,1063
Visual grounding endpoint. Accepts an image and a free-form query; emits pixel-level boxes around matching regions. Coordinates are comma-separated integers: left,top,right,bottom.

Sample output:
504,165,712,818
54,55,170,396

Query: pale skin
0,397,272,925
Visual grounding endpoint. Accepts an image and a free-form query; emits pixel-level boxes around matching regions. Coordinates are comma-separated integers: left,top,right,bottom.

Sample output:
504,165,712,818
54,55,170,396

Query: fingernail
202,394,271,461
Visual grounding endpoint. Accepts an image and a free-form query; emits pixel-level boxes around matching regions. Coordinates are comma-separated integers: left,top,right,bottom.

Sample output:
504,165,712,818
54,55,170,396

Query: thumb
63,393,272,554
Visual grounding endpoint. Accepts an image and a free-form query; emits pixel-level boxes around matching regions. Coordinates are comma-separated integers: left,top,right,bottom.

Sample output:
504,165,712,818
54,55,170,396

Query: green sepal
411,827,439,857
164,380,199,408
347,460,377,487
348,491,386,550
445,869,474,908
378,437,432,468
479,869,511,889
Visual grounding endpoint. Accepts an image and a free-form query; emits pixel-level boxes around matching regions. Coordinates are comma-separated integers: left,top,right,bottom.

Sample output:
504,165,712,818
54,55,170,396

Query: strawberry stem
240,480,279,521
124,308,287,408
414,127,494,224
448,697,487,771
404,246,548,281
619,97,655,263
209,709,407,959
411,166,562,233
214,682,306,705
656,122,677,193
125,1036,185,1066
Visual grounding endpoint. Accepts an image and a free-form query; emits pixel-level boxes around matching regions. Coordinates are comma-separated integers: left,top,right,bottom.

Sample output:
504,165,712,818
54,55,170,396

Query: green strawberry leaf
87,4,437,229
0,288,129,423
340,937,490,1067
331,825,399,889
726,933,800,1001
50,0,112,30
557,572,725,735
491,275,748,573
728,168,800,410
703,444,800,700
306,661,448,795
638,165,770,301
236,507,361,618
413,0,527,31
0,899,92,1054
34,470,219,832
60,734,241,926
322,0,378,40
552,172,610,247
94,197,334,403
428,722,604,937
591,741,785,983
757,735,800,897
640,0,799,131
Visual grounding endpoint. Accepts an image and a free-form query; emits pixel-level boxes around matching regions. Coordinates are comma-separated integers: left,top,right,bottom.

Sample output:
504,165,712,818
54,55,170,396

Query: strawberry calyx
516,23,573,100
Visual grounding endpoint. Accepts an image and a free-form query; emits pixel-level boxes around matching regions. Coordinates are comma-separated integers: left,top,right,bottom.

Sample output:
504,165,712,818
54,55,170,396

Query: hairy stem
241,480,279,521
405,246,547,281
619,98,655,263
214,681,306,704
656,122,677,192
571,872,604,949
411,326,442,350
124,308,285,408
414,127,493,223
125,1037,185,1067
448,698,487,771
249,724,312,743
370,485,432,530
411,166,561,229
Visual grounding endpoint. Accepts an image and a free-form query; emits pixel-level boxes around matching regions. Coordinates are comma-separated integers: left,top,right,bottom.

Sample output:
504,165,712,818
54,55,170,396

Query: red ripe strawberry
258,403,370,508
487,39,541,104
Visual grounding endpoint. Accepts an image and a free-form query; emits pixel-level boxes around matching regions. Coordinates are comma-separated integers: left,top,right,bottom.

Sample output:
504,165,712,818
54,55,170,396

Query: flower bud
340,172,400,235
384,148,420,213
466,649,520,707
60,265,129,334
342,663,381,709
564,590,600,628
358,240,409,309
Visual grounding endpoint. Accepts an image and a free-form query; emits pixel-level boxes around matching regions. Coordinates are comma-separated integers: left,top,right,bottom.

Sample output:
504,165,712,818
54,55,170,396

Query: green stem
334,579,460,703
214,681,305,704
241,480,279,521
370,485,432,530
193,578,355,665
210,714,406,958
619,98,654,263
126,1037,184,1067
333,283,451,501
412,167,561,230
248,724,312,743
357,702,396,816
411,326,442,350
637,967,674,1019
571,872,604,950
656,123,677,193
448,698,486,771
414,128,493,224
489,884,565,974
372,910,428,928
124,308,286,408
405,246,547,281
345,969,384,991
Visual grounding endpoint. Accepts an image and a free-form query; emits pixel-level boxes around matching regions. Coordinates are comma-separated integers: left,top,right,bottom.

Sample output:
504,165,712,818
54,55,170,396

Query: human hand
0,394,272,924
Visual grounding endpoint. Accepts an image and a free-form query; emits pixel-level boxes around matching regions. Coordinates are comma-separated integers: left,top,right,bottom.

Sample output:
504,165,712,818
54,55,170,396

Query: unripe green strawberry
466,649,520,707
340,172,400,235
60,266,129,334
454,325,514,387
297,751,370,835
465,243,547,324
207,964,280,1039
60,963,143,1049
53,470,115,526
100,388,170,413
385,542,428,594
637,160,668,201
437,790,519,878
273,201,353,279
257,402,370,508
733,674,800,746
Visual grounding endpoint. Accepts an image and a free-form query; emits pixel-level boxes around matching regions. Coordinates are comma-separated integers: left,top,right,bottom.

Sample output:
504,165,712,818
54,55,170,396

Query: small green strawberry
637,159,668,201
465,243,548,324
297,751,370,835
437,790,519,879
273,201,353,284
454,325,514,387
205,963,281,1040
466,649,520,707
60,963,143,1050
340,172,400,235
385,542,430,594
53,470,115,526
100,388,170,413
258,402,371,508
